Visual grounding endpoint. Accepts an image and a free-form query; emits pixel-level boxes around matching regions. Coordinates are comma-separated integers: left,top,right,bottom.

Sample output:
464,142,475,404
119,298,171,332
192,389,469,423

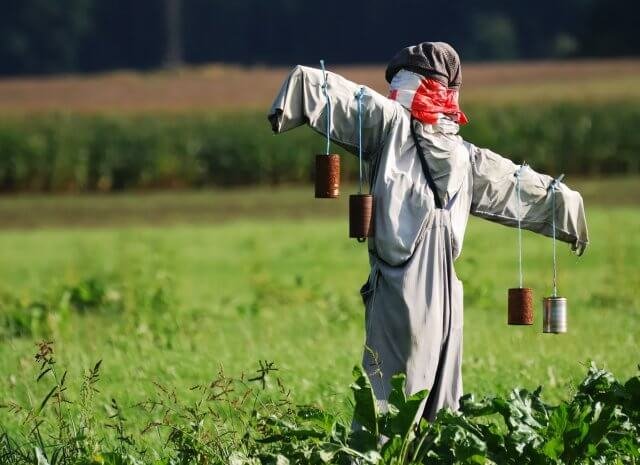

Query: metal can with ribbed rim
542,296,567,334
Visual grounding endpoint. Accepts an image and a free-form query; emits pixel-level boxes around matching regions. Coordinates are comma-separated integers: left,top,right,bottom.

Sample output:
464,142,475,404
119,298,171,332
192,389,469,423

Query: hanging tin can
314,60,340,199
542,296,567,333
508,164,533,325
508,287,534,325
348,86,373,241
315,154,340,198
542,175,567,334
349,194,374,240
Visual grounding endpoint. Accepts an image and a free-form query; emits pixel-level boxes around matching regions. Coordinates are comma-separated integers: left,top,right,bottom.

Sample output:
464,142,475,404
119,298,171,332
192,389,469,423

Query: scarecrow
267,42,589,420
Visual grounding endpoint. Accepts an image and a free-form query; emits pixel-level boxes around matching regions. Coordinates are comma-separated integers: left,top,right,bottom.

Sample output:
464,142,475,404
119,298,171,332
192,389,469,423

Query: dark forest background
0,0,639,76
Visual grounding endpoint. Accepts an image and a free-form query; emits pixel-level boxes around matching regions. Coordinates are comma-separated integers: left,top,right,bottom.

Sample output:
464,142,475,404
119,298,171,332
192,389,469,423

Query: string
515,164,526,288
319,59,331,155
356,87,365,194
549,174,565,297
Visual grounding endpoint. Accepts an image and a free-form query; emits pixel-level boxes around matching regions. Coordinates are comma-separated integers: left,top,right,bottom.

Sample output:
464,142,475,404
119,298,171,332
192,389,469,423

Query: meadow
0,60,639,463
1,182,638,443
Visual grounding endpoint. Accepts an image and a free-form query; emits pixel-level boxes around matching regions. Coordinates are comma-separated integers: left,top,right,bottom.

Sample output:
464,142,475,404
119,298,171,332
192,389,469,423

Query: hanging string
319,59,331,155
356,87,365,194
549,174,565,297
514,163,526,288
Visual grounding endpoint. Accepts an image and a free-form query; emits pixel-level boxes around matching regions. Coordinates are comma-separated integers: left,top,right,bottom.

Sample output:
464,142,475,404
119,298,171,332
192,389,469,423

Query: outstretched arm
268,65,397,158
469,144,589,255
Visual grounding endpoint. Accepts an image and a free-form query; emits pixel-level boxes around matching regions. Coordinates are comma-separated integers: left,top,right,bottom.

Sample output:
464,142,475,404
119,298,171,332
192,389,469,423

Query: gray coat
268,66,589,420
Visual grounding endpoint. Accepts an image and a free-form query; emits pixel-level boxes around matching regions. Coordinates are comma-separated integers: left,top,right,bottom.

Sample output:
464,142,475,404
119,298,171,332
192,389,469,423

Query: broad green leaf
382,373,429,439
388,375,407,411
331,421,349,444
459,394,499,417
380,435,403,462
541,404,570,460
542,436,564,459
317,443,341,463
351,366,379,436
578,362,617,398
349,429,378,453
466,453,489,464
389,389,428,438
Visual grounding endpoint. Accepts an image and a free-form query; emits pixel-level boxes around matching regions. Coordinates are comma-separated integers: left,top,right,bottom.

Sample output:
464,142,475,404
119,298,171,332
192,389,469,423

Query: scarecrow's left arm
468,145,589,255
268,65,397,158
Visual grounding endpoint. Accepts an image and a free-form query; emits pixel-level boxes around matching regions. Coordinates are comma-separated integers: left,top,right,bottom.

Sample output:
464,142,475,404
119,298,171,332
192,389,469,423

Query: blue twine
319,60,331,155
549,174,565,296
514,163,527,288
356,87,365,194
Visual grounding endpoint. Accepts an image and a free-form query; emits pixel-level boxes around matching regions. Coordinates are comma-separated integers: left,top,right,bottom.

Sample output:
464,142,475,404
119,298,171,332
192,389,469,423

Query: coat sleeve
468,144,589,255
267,65,397,158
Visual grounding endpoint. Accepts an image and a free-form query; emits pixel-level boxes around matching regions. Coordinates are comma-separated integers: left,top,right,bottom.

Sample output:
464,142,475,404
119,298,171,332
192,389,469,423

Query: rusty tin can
542,296,567,333
508,287,534,325
315,154,340,198
349,194,374,240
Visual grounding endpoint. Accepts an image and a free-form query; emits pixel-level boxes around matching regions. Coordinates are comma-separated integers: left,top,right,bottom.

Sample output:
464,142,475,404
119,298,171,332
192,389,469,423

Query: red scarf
388,70,468,125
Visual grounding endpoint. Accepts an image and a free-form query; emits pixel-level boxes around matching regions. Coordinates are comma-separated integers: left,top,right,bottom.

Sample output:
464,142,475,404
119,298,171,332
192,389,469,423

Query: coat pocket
359,266,379,308
360,279,375,307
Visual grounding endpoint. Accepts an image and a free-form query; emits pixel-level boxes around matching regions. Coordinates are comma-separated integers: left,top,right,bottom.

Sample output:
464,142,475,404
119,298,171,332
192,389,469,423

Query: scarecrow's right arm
268,65,397,159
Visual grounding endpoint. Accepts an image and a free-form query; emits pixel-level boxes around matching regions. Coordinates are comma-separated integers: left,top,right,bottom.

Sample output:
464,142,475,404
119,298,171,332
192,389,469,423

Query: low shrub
0,103,638,192
1,342,638,464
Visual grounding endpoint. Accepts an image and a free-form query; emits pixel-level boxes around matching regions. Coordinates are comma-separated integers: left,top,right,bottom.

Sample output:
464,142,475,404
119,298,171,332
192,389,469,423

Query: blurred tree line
0,0,639,76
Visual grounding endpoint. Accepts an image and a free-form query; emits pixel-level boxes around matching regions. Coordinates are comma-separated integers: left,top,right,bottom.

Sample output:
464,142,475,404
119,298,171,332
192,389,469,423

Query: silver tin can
542,296,567,334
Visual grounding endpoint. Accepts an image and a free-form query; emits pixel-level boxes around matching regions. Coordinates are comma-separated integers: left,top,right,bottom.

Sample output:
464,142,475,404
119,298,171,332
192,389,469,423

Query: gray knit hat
385,42,462,88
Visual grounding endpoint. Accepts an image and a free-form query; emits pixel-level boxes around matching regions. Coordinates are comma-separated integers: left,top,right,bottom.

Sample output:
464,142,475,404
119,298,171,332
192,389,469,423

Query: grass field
1,177,638,229
0,59,639,114
1,182,638,448
1,59,639,461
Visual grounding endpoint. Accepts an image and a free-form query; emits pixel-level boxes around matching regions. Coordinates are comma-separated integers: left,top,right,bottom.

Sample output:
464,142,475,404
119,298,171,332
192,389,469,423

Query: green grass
0,188,638,445
0,177,638,229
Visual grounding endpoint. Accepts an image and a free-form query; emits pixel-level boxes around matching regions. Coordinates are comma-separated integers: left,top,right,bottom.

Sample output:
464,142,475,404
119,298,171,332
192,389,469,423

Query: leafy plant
0,275,175,340
1,104,639,193
1,343,638,464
